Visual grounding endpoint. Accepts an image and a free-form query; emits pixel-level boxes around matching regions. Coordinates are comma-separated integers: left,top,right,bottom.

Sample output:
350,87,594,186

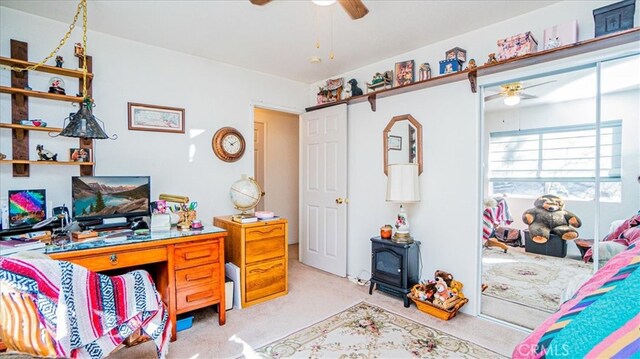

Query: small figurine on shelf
545,36,562,50
484,53,498,65
348,78,363,97
465,59,477,70
48,77,66,95
418,63,432,81
74,42,84,58
0,153,6,160
36,144,58,161
55,56,64,68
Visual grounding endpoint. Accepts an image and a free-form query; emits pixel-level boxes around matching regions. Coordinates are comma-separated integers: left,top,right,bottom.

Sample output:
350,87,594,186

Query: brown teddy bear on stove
522,194,581,244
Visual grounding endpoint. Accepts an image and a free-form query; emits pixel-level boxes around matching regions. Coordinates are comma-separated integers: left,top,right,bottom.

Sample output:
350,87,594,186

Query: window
488,120,622,201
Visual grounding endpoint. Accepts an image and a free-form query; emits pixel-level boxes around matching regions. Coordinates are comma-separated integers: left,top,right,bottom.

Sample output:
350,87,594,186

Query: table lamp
386,163,420,243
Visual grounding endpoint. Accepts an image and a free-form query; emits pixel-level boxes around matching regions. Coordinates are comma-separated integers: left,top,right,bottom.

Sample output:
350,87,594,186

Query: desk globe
230,175,263,215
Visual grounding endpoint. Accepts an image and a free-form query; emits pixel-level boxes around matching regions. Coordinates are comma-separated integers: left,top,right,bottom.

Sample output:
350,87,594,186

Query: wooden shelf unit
0,39,95,177
305,27,640,112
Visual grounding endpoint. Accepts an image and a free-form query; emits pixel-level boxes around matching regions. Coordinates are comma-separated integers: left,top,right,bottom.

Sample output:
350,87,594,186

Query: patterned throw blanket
0,257,171,358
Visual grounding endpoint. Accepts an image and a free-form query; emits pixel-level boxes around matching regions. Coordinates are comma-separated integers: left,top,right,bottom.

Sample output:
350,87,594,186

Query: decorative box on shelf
497,31,538,61
543,20,578,50
593,0,635,38
439,59,463,75
445,47,467,63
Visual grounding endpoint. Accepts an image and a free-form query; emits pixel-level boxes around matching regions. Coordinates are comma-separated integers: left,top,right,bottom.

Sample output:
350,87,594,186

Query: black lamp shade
59,102,109,139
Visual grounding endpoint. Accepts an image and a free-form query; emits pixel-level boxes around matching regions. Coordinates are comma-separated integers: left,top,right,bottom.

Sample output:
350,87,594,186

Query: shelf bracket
468,71,477,93
14,128,25,141
367,93,377,112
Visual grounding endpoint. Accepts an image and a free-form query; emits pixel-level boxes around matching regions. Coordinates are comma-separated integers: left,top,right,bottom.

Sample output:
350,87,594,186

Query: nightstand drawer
245,258,286,302
246,224,285,241
176,282,220,312
174,240,219,270
246,236,285,264
176,263,219,289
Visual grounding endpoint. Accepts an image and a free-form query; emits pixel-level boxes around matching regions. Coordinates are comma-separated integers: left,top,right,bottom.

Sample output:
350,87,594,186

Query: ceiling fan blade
484,93,504,102
520,93,538,100
249,0,272,5
521,80,556,90
338,0,369,19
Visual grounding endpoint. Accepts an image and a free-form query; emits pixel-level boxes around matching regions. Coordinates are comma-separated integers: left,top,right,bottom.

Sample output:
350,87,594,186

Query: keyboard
90,222,130,231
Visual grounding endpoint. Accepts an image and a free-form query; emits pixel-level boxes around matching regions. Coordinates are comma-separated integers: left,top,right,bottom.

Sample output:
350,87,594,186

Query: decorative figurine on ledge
48,77,66,95
544,36,562,50
0,152,6,160
366,71,393,93
348,78,363,97
55,56,64,68
418,63,432,81
465,59,477,71
316,78,344,104
74,42,84,58
36,144,58,161
484,53,498,65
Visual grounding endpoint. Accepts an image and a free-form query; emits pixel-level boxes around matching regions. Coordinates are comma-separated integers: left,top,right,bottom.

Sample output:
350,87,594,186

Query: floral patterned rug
482,247,592,312
253,302,503,358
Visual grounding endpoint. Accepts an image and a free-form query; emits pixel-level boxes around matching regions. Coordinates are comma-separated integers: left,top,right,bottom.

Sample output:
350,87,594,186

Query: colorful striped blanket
0,257,171,358
513,243,640,358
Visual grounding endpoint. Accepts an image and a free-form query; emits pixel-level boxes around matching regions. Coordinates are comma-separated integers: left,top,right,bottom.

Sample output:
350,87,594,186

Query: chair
0,254,171,358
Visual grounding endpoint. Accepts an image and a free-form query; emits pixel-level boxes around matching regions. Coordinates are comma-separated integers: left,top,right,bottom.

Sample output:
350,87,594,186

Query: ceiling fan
250,0,369,20
484,81,555,106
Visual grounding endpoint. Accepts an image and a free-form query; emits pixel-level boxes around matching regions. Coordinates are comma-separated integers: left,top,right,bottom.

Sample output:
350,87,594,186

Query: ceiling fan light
312,0,336,6
504,95,521,106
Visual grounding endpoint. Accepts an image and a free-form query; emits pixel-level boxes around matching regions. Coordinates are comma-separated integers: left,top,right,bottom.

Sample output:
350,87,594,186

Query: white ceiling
1,0,560,84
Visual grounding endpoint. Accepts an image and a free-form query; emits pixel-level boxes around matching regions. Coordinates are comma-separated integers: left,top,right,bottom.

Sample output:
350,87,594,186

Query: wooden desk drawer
246,236,285,264
174,241,219,270
245,258,286,302
176,263,219,289
68,247,167,272
177,283,220,312
246,224,285,241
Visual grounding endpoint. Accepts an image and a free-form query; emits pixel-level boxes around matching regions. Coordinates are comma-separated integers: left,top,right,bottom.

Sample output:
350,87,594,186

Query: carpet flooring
108,245,527,358
253,301,504,358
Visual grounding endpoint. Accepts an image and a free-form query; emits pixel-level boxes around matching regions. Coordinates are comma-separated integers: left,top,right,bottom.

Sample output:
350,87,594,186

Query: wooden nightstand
213,216,288,308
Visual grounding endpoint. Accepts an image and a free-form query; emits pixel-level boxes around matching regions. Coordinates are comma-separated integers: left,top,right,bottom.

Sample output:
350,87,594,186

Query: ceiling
1,0,560,84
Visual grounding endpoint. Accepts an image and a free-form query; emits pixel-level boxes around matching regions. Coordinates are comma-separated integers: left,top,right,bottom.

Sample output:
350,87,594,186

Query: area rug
482,247,592,312
252,302,504,358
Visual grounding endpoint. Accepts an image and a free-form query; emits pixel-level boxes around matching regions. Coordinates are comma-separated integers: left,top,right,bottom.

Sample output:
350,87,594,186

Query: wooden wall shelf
305,27,640,112
0,86,83,103
0,160,95,166
0,56,94,79
0,123,63,132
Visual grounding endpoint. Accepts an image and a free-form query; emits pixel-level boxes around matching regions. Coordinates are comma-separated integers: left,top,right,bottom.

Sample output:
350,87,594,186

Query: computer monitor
8,189,47,228
71,176,150,222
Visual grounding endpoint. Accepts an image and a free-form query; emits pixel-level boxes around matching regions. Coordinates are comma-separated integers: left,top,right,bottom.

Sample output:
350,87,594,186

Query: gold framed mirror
383,114,423,175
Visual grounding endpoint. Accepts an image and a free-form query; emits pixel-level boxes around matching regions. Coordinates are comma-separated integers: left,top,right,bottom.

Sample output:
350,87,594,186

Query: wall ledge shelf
305,27,640,112
0,123,62,133
0,56,93,79
0,86,84,103
0,159,95,166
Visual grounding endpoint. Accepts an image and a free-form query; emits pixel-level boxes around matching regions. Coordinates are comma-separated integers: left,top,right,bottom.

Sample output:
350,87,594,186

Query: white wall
254,107,300,244
312,0,639,315
485,90,640,258
0,7,308,226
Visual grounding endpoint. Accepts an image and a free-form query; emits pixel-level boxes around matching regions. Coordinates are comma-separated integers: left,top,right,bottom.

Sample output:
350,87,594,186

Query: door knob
335,197,349,204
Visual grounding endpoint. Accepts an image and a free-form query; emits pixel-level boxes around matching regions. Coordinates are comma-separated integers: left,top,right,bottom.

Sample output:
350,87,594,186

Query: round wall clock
212,127,246,162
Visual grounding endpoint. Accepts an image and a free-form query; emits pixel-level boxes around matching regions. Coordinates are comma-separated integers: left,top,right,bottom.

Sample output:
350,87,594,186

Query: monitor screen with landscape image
8,189,47,228
72,176,150,222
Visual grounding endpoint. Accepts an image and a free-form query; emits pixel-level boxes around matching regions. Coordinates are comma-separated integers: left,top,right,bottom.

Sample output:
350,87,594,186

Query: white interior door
300,104,348,277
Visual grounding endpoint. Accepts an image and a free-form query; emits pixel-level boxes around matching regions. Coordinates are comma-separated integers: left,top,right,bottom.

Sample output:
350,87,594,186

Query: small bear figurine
522,194,581,243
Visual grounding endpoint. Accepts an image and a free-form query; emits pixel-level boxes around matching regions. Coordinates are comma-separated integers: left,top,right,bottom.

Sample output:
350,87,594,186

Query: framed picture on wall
394,60,414,87
128,102,185,134
388,135,402,150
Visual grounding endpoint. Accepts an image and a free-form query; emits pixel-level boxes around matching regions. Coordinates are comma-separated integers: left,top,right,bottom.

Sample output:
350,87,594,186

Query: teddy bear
434,270,454,286
522,194,581,244
449,280,465,299
434,277,452,304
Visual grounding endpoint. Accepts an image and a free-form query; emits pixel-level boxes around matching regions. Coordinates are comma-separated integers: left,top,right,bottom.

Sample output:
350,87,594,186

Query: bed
513,215,640,358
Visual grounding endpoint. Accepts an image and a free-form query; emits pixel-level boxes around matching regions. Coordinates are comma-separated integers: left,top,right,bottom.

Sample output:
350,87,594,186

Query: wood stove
369,236,420,307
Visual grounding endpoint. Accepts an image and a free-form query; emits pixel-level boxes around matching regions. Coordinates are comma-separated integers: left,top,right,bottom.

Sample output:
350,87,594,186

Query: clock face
212,127,245,162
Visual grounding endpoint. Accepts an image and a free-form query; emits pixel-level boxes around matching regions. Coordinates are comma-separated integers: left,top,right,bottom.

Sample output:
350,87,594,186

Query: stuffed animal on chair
522,194,581,244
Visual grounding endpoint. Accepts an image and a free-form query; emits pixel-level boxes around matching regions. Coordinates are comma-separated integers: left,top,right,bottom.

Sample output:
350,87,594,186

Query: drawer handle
186,271,212,281
110,254,118,265
184,250,211,260
254,227,279,235
249,263,283,274
186,290,213,303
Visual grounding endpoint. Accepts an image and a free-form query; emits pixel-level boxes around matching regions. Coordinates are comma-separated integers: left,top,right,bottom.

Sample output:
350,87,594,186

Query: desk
44,227,227,341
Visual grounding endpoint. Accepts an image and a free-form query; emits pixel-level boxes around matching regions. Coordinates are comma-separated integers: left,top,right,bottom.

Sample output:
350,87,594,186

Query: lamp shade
59,101,109,139
386,164,420,203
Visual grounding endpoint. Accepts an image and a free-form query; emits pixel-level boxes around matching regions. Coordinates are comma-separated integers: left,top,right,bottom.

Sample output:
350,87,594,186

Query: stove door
372,247,403,287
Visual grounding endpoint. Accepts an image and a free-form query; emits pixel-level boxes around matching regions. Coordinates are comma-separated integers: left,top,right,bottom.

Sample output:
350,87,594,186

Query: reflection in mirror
384,114,422,175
